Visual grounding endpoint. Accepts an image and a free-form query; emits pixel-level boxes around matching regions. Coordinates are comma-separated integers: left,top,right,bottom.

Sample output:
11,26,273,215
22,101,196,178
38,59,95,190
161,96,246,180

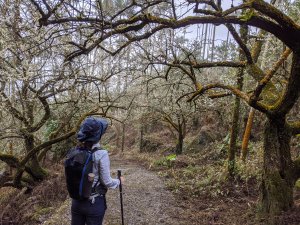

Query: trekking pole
117,169,125,225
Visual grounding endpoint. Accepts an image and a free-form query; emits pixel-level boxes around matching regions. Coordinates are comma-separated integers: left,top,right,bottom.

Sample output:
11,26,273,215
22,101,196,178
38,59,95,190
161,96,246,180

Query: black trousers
71,195,107,225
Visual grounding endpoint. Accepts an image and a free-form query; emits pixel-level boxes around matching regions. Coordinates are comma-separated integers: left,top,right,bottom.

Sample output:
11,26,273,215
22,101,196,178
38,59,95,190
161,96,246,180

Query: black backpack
64,147,96,200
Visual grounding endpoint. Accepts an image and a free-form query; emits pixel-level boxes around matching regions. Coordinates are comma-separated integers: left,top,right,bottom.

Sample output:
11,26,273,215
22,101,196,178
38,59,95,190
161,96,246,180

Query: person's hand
120,176,125,184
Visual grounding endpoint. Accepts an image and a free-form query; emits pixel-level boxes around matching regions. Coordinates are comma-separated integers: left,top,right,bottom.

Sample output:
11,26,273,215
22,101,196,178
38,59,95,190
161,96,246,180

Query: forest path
43,155,186,225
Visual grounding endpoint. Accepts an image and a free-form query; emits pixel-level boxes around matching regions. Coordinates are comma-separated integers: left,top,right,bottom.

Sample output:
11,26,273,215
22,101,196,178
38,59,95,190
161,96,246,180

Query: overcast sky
178,1,238,43
178,0,270,44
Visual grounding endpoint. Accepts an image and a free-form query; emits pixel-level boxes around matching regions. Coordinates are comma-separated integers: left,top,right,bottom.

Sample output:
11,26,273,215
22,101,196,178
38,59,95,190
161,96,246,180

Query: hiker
67,116,124,225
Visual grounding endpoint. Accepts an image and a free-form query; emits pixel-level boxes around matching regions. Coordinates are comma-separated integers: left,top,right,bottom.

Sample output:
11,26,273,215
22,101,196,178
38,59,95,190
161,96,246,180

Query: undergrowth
0,163,68,225
130,140,263,199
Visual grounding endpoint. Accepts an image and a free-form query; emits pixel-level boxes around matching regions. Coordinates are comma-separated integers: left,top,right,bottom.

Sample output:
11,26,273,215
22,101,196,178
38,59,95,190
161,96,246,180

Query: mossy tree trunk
260,118,294,214
259,53,300,214
24,134,47,181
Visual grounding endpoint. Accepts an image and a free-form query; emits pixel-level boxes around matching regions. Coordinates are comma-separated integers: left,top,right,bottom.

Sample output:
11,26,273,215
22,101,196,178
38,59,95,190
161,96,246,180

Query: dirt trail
43,155,186,225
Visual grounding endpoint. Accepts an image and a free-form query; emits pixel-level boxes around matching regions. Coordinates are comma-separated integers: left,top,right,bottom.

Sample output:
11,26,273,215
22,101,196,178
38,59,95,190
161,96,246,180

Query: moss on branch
293,157,300,182
287,121,300,135
0,154,20,167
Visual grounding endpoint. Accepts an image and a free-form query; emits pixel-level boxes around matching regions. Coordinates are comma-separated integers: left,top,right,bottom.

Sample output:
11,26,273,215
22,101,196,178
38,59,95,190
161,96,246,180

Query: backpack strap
91,148,100,188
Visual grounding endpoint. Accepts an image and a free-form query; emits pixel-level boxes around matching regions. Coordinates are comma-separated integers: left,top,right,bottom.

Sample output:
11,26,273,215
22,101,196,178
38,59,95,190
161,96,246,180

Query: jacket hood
77,117,108,143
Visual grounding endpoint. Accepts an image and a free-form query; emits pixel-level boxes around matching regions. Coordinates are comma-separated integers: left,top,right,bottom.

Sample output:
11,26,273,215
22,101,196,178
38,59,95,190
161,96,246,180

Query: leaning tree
29,0,300,215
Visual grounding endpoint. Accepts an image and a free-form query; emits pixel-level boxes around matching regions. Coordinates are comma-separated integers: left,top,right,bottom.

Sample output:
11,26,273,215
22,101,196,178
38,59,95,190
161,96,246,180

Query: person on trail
70,116,124,225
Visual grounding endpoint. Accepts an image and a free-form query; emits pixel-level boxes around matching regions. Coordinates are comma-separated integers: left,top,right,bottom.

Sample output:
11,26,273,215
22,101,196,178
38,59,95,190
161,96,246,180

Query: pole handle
118,169,123,190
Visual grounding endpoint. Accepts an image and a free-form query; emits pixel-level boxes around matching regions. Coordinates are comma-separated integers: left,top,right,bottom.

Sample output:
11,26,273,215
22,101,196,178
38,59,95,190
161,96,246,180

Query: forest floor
40,153,300,225
2,150,300,225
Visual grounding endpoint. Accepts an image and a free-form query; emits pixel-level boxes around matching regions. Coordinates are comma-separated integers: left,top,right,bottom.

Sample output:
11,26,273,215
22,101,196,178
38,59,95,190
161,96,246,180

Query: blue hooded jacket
77,117,108,143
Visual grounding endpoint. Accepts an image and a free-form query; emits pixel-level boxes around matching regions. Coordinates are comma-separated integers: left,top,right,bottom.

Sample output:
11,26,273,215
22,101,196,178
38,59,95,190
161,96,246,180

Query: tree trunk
121,123,125,152
115,123,121,149
24,134,47,181
9,142,13,175
241,107,255,161
210,25,216,62
139,124,145,152
27,155,47,180
228,23,248,176
175,124,184,155
260,118,294,215
228,93,241,175
202,23,208,60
